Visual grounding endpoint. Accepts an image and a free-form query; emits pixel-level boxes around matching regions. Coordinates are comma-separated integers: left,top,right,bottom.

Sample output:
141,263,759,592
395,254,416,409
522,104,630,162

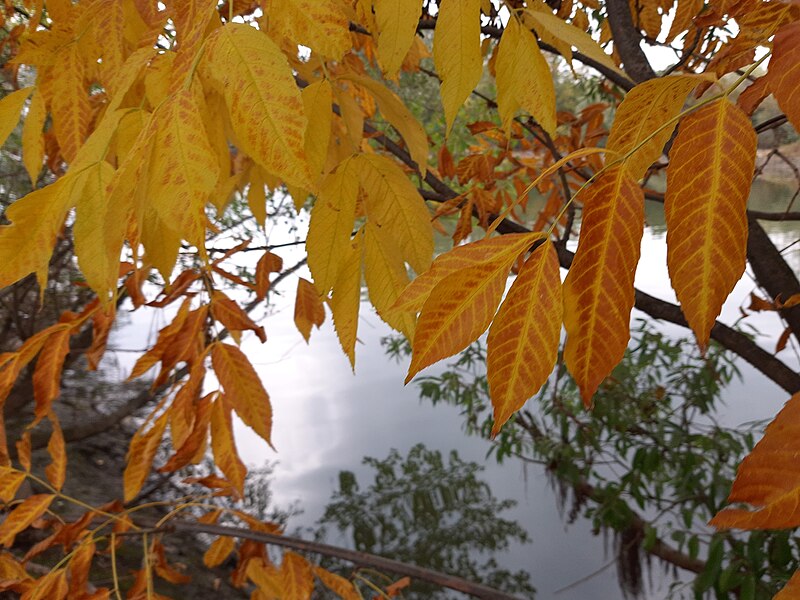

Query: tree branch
367,116,800,394
605,0,657,82
135,517,523,600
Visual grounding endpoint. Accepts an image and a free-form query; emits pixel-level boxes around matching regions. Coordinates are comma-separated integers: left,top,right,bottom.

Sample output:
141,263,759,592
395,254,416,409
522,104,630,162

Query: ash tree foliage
0,0,798,598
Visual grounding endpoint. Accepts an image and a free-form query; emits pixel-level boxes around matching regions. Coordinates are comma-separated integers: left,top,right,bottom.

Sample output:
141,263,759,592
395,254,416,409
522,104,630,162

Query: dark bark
605,0,657,82
747,216,800,345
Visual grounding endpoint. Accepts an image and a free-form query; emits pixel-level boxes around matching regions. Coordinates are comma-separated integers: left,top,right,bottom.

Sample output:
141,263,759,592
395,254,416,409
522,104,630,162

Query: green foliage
318,443,536,598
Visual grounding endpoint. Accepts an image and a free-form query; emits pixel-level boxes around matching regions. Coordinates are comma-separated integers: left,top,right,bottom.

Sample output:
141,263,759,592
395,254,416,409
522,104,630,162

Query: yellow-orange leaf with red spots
201,24,311,189
563,165,644,405
665,99,756,351
487,240,561,435
148,86,220,250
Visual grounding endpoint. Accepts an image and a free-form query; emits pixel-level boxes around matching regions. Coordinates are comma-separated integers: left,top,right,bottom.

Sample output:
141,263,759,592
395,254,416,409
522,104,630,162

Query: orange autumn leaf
0,466,26,503
122,413,168,502
25,567,68,600
393,232,541,316
0,494,55,547
768,21,800,131
606,75,704,180
159,393,214,473
312,565,360,600
665,99,756,351
711,392,800,530
280,551,314,600
407,234,541,382
211,290,267,343
776,569,800,599
486,240,562,435
44,413,66,491
210,395,247,496
294,277,325,343
563,165,644,405
31,325,71,419
255,251,283,300
211,342,273,447
203,535,236,568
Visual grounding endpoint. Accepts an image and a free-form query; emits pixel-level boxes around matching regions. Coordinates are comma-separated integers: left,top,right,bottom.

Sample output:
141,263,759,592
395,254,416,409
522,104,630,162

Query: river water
114,178,800,598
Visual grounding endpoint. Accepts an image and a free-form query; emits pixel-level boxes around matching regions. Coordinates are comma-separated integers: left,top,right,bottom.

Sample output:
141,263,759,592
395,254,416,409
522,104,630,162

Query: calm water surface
115,179,800,599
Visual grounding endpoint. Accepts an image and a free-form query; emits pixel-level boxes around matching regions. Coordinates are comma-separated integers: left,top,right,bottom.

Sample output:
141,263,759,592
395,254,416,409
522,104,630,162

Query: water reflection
228,175,800,599
318,444,535,598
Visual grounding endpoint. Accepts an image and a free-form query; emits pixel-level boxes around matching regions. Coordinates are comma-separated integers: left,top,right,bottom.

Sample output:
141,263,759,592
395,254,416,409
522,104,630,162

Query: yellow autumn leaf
405,234,536,383
606,75,706,180
434,0,482,134
123,412,168,502
210,395,247,496
364,221,416,340
267,0,352,60
495,17,556,136
486,240,561,435
392,232,541,315
307,158,359,295
0,176,74,291
70,107,130,171
0,87,33,149
144,52,175,109
103,110,159,255
72,160,118,300
665,99,756,351
330,233,363,369
524,8,625,77
374,0,424,78
563,165,644,405
21,90,46,184
148,86,220,249
50,42,90,162
211,342,273,447
248,169,268,227
294,277,326,342
340,74,428,174
105,46,158,114
170,0,220,93
302,79,333,180
357,153,433,275
201,23,312,189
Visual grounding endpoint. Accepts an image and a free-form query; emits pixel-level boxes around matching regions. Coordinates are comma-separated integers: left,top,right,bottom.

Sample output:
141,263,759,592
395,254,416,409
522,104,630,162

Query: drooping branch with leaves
0,0,799,598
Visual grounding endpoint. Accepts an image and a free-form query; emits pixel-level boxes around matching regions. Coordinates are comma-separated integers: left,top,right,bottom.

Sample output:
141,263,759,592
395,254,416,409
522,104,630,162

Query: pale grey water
111,179,800,599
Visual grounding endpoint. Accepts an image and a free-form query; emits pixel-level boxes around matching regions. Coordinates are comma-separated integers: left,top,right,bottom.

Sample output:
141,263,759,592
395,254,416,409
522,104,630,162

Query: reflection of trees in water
318,444,536,599
383,323,800,598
